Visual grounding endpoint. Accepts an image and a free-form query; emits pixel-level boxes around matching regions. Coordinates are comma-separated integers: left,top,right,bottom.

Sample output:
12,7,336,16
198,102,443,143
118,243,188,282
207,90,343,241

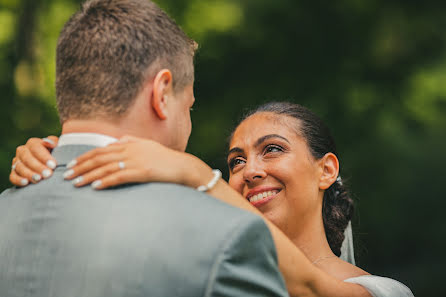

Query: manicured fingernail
72,176,83,185
46,160,56,169
32,174,42,182
92,180,102,189
42,138,55,145
63,169,74,179
42,169,52,179
67,159,77,169
20,179,29,186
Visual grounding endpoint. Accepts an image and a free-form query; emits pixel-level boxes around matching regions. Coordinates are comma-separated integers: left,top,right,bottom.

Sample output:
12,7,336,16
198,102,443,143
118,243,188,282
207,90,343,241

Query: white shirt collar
57,133,118,147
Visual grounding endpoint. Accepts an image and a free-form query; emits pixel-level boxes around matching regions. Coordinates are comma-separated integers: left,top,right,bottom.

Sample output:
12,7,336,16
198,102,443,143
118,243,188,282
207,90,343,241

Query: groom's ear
318,152,339,190
151,69,173,120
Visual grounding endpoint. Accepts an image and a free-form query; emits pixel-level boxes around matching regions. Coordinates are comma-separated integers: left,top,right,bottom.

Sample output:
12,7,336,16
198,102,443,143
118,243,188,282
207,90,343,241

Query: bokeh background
1,0,445,295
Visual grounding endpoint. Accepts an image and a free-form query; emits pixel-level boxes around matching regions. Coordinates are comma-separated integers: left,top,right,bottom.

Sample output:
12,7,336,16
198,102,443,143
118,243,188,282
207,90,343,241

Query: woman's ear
151,69,173,120
318,153,339,190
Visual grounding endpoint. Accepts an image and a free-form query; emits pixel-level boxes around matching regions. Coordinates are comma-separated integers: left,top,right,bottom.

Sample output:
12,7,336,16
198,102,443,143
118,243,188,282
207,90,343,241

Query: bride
10,102,413,297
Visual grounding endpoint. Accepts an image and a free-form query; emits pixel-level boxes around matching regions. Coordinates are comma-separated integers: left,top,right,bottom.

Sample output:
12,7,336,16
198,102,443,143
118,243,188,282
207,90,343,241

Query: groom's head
56,0,196,151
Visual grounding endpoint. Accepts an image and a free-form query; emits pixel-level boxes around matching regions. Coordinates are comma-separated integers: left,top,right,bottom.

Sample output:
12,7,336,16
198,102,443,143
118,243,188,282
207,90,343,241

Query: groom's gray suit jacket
0,145,288,297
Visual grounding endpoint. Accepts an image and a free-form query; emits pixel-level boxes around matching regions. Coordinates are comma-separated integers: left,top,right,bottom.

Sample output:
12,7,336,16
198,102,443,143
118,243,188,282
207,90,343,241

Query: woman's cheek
229,174,244,195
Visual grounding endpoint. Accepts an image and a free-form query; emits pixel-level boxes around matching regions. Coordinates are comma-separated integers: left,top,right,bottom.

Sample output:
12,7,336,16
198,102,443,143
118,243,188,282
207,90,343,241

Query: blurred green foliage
1,0,445,295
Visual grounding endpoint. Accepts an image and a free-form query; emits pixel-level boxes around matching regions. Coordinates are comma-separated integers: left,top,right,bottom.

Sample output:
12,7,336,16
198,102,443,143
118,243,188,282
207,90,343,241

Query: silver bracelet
197,169,222,192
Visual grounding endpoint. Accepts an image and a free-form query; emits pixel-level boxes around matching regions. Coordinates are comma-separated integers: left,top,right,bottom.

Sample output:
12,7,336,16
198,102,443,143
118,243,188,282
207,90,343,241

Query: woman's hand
10,136,59,186
64,136,214,190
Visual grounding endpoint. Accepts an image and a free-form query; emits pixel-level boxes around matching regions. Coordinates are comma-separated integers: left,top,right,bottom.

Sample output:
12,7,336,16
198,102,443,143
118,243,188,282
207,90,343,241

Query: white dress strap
344,275,414,297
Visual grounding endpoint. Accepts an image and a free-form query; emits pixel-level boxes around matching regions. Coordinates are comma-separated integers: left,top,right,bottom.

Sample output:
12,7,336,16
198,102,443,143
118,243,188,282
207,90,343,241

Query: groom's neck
61,119,138,139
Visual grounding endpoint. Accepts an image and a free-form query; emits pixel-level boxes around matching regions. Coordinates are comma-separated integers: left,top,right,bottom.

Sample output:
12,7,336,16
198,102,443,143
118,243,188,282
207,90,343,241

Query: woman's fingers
9,168,30,187
17,143,54,179
13,158,42,184
64,152,124,180
9,136,58,187
91,169,140,190
43,135,59,148
71,161,131,188
26,138,57,169
63,138,176,190
13,137,57,182
68,145,124,168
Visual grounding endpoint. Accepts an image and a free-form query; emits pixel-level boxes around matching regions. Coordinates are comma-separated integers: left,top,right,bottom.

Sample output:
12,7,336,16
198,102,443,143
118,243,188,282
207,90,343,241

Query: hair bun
323,180,354,256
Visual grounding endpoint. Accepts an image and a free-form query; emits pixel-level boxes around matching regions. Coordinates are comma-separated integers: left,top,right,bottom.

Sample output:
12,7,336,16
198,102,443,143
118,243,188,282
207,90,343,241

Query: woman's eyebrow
228,147,244,155
255,134,290,147
228,134,289,155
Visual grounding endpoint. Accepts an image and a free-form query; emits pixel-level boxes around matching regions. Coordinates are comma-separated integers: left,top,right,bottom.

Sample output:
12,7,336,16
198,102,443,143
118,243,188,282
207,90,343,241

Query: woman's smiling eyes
228,143,286,171
264,144,284,154
228,157,245,171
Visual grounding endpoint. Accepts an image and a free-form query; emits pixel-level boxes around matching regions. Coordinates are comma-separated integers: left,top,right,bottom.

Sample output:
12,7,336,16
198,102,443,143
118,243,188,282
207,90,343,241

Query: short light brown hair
56,0,196,123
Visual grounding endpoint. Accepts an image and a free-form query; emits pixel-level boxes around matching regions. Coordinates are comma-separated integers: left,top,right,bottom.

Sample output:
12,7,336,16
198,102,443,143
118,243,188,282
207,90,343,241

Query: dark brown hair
56,0,196,123
231,102,354,256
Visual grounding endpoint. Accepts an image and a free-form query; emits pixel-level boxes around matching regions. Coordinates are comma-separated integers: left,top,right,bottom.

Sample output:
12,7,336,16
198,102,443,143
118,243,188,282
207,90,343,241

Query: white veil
340,221,355,265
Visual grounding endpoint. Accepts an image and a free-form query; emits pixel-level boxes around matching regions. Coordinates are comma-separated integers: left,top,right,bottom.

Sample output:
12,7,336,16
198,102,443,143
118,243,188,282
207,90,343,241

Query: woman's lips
246,189,281,207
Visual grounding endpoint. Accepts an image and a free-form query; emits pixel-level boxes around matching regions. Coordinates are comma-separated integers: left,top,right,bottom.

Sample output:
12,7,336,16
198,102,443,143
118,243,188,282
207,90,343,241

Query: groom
0,1,288,296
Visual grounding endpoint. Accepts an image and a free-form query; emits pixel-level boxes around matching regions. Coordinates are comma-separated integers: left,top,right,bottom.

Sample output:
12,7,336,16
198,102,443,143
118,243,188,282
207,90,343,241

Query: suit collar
53,133,118,167
58,133,117,147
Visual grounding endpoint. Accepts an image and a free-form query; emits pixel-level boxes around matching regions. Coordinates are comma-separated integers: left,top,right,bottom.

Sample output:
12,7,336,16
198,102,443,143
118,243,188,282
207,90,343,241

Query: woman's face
228,112,324,237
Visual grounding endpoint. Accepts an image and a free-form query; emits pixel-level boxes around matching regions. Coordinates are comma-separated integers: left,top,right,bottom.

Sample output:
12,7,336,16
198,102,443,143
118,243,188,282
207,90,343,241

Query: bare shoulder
316,257,370,281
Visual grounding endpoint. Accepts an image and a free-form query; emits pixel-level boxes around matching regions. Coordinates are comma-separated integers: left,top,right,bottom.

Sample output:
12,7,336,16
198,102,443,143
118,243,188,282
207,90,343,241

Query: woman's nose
243,159,266,184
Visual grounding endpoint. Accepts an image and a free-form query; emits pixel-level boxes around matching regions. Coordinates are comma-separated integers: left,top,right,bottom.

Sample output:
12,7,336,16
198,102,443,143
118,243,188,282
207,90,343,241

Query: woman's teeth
248,190,278,203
